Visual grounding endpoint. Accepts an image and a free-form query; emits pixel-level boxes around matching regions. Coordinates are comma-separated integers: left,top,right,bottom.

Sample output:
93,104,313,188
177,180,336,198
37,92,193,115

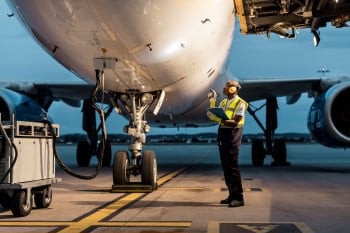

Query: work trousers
217,127,244,201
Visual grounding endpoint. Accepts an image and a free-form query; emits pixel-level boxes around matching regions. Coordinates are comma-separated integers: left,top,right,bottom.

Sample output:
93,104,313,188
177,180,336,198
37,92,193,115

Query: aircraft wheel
272,139,289,166
34,186,52,209
113,151,130,185
142,150,157,190
0,191,11,209
252,139,265,166
76,141,92,167
98,139,112,167
11,190,33,217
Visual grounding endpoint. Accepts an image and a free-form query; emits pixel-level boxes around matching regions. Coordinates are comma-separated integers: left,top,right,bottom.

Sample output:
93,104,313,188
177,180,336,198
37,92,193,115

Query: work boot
228,199,244,207
220,197,231,204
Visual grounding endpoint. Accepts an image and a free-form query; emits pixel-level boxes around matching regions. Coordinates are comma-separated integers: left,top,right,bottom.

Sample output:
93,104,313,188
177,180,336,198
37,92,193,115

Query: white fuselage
6,0,235,126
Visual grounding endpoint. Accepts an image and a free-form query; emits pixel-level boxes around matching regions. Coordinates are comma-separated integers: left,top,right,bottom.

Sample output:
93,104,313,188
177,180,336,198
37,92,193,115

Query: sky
0,2,349,135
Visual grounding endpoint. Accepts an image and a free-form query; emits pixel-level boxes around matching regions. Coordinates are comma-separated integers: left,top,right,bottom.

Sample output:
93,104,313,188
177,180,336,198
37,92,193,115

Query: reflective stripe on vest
219,96,247,126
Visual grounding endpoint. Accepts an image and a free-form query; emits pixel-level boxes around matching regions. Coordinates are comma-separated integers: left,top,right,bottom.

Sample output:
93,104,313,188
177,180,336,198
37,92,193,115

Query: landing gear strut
75,59,164,191
111,90,164,191
248,98,290,166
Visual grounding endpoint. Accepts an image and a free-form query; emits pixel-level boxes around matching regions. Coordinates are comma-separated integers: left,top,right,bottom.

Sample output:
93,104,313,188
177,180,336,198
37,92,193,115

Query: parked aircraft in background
1,0,350,190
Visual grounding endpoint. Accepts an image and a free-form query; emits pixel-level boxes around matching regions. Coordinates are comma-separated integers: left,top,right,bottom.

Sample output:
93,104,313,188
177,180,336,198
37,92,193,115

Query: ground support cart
0,119,61,217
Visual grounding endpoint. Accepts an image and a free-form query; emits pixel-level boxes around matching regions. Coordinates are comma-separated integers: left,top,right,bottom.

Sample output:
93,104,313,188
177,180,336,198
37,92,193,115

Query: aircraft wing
0,82,96,109
238,77,322,102
0,75,345,117
45,76,322,114
0,78,319,131
239,75,350,103
34,83,94,101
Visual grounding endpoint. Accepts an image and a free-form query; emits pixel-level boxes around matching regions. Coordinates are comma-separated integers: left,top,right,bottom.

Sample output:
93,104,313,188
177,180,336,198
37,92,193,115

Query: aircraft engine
308,81,350,147
0,88,48,122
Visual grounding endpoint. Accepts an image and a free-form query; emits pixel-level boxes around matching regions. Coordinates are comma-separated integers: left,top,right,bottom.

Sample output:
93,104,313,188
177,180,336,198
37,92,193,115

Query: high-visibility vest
208,96,248,127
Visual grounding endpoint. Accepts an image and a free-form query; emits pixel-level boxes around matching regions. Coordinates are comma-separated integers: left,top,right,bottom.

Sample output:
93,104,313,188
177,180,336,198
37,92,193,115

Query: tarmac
1,143,350,233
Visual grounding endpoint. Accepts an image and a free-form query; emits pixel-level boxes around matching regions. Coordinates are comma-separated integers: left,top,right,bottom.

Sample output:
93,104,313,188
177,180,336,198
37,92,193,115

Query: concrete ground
1,143,350,233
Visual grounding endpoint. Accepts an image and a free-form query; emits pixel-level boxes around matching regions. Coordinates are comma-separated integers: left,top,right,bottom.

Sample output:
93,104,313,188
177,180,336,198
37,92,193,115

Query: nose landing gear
111,90,164,192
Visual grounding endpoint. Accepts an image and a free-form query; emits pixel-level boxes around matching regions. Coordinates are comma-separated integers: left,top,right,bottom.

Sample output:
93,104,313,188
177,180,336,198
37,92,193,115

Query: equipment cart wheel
0,191,11,209
11,189,33,217
34,185,52,208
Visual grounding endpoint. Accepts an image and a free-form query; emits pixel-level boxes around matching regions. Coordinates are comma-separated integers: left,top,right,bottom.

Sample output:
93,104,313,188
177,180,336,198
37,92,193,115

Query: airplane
1,0,350,191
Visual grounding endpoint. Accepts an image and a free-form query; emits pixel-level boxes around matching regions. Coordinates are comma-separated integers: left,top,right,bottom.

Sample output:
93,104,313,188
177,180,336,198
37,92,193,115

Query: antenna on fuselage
317,68,330,77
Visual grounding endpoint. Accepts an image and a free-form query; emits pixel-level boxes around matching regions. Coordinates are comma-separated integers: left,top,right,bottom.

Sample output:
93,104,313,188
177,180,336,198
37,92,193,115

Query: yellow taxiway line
0,168,190,232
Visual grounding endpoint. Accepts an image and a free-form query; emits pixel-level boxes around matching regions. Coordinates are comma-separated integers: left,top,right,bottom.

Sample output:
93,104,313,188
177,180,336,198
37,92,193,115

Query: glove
208,89,217,99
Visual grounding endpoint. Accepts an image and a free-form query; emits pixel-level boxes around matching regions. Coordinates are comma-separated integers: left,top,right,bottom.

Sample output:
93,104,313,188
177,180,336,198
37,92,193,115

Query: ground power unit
0,119,61,217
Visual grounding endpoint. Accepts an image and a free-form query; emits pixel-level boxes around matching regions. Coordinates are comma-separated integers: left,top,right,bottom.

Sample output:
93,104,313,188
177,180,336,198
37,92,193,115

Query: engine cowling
308,81,350,147
0,88,48,122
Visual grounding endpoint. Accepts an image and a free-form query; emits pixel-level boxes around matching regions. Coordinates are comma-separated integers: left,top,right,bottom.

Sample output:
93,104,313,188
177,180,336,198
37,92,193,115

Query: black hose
0,135,18,183
46,120,101,180
45,70,107,180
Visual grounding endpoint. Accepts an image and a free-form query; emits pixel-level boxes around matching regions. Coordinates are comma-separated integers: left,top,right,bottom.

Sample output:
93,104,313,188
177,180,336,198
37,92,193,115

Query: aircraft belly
7,0,234,98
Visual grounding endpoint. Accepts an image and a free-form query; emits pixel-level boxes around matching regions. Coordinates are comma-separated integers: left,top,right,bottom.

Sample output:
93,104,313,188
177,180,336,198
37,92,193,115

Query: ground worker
207,80,248,207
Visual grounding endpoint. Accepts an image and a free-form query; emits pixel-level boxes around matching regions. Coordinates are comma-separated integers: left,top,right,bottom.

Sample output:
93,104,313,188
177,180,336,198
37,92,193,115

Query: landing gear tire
271,139,290,166
252,139,265,166
34,186,52,209
76,141,92,167
11,190,33,217
113,151,130,185
142,150,157,190
98,139,112,167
